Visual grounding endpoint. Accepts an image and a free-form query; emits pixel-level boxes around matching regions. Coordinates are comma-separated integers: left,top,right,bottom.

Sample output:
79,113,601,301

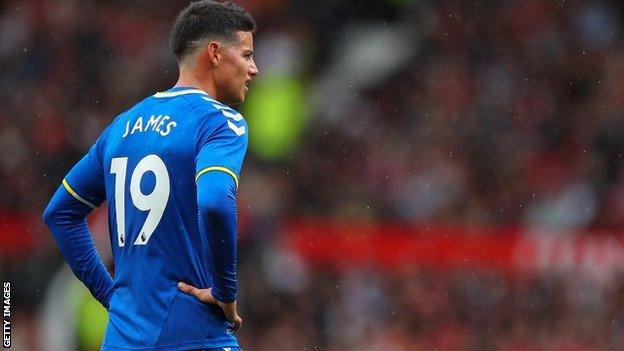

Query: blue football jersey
62,87,248,350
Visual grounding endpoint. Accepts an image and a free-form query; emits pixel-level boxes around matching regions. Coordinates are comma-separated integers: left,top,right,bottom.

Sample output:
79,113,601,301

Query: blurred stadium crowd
2,0,624,349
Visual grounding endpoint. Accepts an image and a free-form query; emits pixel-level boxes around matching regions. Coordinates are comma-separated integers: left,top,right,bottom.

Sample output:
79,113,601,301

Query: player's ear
201,41,221,67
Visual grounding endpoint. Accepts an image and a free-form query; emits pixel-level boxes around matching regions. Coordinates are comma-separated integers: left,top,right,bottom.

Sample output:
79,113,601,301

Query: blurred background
2,0,624,349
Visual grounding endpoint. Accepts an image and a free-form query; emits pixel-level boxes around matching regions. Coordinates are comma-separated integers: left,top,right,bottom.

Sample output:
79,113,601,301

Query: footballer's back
96,87,247,349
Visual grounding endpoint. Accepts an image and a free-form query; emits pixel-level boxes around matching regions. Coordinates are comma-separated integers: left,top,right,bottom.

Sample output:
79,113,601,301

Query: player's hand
177,282,243,331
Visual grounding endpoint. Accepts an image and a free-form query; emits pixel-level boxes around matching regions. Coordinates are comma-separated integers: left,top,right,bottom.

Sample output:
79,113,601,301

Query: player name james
122,115,178,138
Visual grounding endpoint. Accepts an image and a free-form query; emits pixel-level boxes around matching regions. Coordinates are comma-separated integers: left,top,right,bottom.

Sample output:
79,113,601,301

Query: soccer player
43,1,258,350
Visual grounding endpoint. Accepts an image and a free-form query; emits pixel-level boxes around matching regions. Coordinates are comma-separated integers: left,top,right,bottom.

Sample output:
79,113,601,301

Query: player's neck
174,71,218,99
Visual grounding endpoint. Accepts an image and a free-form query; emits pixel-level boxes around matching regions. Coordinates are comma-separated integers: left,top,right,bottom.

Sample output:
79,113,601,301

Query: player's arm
197,171,239,303
43,129,114,309
179,111,248,329
179,170,242,329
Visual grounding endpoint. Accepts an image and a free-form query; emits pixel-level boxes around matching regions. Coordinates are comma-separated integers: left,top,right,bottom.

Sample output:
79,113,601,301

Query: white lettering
145,115,162,131
122,121,130,138
122,115,176,138
3,282,9,318
2,281,9,347
160,121,177,136
3,320,9,347
131,117,144,135
155,116,170,132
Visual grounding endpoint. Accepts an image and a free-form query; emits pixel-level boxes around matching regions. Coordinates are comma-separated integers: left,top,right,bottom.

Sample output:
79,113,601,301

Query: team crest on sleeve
202,97,246,136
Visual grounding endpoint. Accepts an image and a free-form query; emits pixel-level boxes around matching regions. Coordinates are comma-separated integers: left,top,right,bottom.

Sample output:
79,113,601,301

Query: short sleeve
62,126,110,209
195,114,249,190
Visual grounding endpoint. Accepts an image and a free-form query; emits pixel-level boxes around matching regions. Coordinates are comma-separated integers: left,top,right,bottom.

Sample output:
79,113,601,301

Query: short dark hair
170,1,256,61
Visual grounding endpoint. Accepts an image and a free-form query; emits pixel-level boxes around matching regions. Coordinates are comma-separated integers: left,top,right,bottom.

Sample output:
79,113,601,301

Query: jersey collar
153,87,211,98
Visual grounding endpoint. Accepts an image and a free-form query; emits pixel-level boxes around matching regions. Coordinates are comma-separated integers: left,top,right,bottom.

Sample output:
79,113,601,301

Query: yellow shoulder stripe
195,166,239,189
62,179,97,210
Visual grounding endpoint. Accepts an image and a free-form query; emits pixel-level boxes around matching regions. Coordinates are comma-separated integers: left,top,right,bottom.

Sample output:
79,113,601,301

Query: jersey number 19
110,154,170,247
